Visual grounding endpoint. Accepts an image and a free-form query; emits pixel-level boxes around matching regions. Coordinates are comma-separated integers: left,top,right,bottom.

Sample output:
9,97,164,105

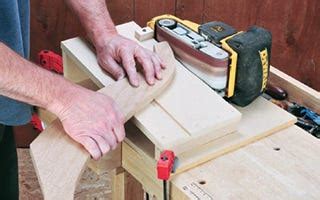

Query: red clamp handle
38,50,63,74
30,114,44,132
157,150,175,180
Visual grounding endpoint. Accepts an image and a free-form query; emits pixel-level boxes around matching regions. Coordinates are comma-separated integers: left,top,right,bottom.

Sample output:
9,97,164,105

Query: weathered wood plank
176,0,204,23
106,0,134,24
134,0,176,26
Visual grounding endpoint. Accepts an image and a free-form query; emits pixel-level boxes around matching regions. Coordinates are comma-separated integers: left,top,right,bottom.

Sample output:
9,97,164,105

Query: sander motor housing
148,15,272,107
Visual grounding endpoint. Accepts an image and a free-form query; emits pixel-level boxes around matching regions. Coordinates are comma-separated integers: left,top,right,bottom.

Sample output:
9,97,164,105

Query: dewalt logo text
259,48,269,91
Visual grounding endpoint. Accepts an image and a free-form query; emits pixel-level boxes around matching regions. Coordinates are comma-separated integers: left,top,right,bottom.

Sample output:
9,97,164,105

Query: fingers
119,49,139,87
99,56,125,80
77,129,118,160
91,134,111,156
113,123,125,142
77,136,102,160
110,101,126,142
152,56,162,80
100,128,118,150
155,54,166,69
77,134,112,160
134,47,166,84
135,47,156,85
97,35,166,85
100,103,125,150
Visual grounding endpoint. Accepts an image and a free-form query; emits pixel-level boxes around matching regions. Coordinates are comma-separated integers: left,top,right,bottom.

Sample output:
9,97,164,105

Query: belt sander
147,15,272,106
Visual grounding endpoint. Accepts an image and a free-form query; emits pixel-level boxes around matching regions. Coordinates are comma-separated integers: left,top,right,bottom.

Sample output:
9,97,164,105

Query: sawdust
17,148,111,200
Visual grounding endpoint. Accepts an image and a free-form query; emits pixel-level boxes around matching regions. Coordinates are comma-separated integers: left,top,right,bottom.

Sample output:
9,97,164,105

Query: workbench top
172,125,320,199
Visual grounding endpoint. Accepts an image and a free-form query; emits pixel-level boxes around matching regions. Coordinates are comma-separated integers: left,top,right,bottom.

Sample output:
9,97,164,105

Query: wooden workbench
117,125,320,200
60,22,320,199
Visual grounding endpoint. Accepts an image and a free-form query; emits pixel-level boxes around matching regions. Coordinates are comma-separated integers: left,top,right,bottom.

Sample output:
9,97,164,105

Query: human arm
0,42,124,159
65,0,165,87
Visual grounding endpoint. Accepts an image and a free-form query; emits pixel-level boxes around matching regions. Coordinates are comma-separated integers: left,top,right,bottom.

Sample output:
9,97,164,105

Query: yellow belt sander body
148,14,272,106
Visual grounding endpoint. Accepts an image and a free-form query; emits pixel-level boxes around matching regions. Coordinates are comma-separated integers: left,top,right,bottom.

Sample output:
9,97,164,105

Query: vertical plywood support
112,168,126,200
62,51,89,83
112,168,144,200
122,142,163,199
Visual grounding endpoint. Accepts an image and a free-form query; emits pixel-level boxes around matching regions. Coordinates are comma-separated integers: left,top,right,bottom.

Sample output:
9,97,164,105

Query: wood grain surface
30,0,320,91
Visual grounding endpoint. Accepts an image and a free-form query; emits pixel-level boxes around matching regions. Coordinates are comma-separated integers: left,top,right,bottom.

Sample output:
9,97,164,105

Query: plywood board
124,97,296,176
30,42,175,200
61,21,241,156
174,97,297,173
172,126,320,199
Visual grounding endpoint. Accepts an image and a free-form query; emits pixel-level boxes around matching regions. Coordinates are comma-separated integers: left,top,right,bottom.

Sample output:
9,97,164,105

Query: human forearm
0,42,82,114
65,0,117,49
0,42,125,159
65,0,164,87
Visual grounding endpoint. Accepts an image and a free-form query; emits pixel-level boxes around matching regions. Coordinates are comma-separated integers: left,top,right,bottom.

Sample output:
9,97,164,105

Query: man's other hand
52,88,125,160
96,34,165,87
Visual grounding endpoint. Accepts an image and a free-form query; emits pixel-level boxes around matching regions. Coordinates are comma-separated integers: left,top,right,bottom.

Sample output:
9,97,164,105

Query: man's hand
51,87,125,160
96,34,165,87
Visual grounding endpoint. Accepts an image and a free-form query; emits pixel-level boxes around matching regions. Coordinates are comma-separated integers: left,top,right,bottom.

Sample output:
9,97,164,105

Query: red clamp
38,50,63,74
30,114,44,132
157,150,176,180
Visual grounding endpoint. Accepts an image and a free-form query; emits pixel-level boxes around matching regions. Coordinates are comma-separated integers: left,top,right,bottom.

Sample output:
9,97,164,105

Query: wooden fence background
30,0,320,91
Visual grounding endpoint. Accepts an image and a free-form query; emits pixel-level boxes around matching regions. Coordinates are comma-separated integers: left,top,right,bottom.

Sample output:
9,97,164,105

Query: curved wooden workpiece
30,42,175,200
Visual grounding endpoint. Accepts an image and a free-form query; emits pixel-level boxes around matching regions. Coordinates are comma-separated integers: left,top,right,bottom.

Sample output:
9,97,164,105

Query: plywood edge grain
61,38,109,88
